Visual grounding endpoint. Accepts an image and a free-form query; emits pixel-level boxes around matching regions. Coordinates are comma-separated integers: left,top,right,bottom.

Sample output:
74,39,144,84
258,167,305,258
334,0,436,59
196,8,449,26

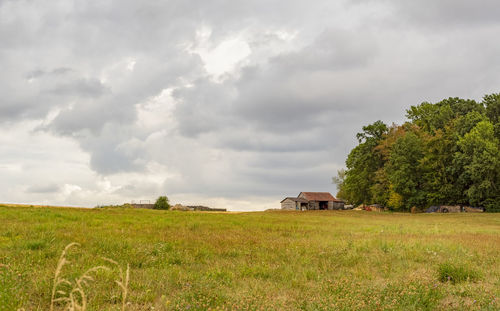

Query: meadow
0,205,498,310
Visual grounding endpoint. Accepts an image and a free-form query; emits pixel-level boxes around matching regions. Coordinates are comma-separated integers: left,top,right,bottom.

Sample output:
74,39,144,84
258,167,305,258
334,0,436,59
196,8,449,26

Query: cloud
46,78,108,98
26,183,61,194
390,0,500,28
1,0,500,210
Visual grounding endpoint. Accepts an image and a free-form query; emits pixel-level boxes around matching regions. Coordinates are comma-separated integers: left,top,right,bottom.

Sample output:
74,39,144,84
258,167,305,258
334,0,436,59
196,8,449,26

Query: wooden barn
281,192,344,210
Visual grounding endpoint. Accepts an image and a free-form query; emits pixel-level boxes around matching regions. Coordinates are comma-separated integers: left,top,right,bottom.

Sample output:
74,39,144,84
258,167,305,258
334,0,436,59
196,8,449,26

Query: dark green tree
154,196,171,210
406,102,453,133
420,128,458,205
340,121,388,205
483,93,500,139
440,97,484,118
455,121,500,210
387,131,426,210
407,97,484,134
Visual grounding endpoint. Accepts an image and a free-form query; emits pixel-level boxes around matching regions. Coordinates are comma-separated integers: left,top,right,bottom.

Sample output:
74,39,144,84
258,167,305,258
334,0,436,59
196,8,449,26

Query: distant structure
187,205,226,212
426,205,484,213
129,200,154,209
281,192,344,210
129,201,226,212
363,204,385,212
131,203,155,209
172,204,227,212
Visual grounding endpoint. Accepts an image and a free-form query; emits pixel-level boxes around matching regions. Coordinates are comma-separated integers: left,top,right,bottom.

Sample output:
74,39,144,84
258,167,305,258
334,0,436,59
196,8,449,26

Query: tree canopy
154,196,171,210
335,94,500,212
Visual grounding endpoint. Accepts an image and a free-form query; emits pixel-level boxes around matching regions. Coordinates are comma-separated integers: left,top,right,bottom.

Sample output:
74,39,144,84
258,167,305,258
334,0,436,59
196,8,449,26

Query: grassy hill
0,205,499,310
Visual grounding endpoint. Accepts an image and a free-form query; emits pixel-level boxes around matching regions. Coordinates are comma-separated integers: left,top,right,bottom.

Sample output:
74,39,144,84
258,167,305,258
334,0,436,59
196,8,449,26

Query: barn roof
299,192,341,202
280,197,308,203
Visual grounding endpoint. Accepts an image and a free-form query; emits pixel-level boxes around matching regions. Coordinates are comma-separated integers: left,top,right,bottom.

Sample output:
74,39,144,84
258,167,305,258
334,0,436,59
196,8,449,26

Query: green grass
438,262,481,284
0,205,499,310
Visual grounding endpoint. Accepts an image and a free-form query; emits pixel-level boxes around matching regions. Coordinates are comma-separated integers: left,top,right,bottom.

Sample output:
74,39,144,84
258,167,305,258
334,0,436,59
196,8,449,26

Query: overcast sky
1,0,499,210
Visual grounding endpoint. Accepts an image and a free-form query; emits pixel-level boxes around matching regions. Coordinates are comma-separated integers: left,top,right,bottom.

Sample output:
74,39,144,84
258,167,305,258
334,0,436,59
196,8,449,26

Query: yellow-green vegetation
0,205,499,311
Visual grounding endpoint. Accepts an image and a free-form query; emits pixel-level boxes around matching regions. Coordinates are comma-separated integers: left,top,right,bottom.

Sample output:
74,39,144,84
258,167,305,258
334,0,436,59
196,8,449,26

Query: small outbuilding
280,197,309,210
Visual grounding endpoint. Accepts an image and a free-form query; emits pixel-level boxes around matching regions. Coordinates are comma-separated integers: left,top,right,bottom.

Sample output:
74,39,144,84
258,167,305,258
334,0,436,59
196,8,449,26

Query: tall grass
17,242,131,311
1,206,499,310
438,262,481,284
102,258,130,311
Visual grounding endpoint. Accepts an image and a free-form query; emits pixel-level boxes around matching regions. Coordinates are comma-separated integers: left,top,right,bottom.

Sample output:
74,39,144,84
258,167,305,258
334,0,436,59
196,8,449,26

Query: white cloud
189,28,251,79
135,88,177,131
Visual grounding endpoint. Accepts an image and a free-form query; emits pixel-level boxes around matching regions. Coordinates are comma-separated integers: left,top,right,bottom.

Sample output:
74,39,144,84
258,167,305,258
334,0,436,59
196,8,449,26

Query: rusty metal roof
299,192,340,202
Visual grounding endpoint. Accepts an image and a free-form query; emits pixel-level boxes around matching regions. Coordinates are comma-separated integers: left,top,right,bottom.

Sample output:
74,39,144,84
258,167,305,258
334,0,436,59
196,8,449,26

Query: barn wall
281,200,296,210
332,202,344,210
308,201,319,210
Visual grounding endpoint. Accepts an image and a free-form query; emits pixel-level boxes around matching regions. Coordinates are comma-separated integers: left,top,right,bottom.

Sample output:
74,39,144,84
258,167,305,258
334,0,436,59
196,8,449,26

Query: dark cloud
172,29,379,140
26,183,60,193
46,78,108,98
172,78,236,137
393,0,500,28
25,67,74,80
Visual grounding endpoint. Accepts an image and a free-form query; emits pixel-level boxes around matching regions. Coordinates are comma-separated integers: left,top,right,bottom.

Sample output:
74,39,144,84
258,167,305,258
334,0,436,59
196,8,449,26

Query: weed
25,240,46,251
438,262,481,284
102,258,130,311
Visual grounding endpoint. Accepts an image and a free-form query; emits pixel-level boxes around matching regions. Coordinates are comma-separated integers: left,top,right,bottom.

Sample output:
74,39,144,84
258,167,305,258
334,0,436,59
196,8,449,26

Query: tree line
334,93,500,212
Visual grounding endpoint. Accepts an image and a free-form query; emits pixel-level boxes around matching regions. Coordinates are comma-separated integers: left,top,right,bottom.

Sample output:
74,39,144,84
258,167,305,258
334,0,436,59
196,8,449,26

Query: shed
280,197,309,210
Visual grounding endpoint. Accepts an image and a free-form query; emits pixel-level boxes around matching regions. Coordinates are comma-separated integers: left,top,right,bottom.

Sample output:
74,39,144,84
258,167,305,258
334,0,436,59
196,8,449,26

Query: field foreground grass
0,206,499,310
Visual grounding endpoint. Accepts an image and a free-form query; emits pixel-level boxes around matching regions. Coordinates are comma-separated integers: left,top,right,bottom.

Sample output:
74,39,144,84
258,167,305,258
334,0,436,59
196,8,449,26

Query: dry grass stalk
50,242,80,311
103,258,130,311
65,266,110,311
46,243,129,311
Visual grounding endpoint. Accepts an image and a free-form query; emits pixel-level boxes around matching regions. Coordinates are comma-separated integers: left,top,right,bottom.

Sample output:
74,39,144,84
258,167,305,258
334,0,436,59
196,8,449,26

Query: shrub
483,199,500,212
438,263,480,284
154,196,170,210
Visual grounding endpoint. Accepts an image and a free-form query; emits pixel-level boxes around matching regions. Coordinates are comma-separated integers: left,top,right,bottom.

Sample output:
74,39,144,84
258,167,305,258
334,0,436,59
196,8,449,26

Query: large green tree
420,127,457,205
338,93,500,211
338,121,387,205
386,131,426,210
455,121,500,210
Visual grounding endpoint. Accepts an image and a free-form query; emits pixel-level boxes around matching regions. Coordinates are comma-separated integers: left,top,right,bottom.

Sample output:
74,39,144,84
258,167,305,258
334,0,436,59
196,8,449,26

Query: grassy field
0,205,499,310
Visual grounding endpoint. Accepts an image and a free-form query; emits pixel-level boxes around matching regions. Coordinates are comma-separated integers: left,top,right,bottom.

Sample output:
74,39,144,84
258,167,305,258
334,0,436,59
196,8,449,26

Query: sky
1,0,500,211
